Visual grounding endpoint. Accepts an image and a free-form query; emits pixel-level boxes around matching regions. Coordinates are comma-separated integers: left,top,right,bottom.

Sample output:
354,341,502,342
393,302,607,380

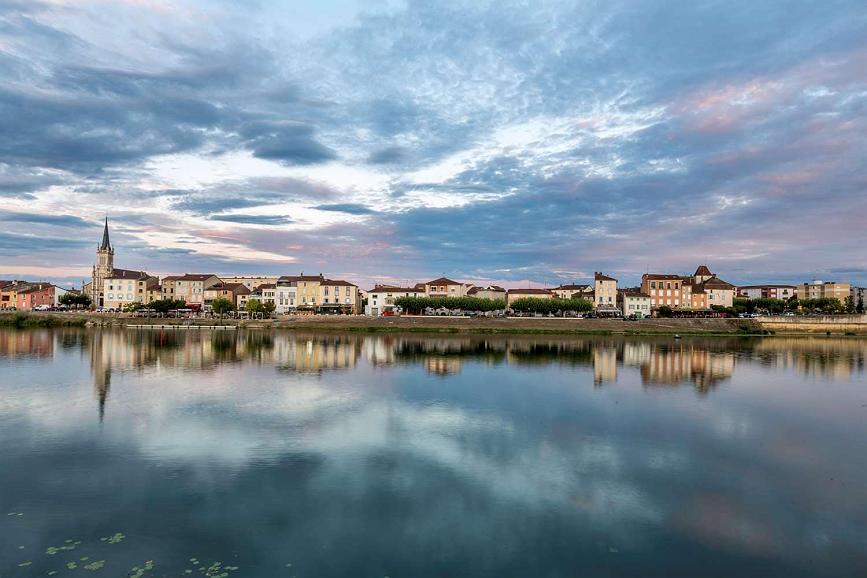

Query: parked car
33,304,52,311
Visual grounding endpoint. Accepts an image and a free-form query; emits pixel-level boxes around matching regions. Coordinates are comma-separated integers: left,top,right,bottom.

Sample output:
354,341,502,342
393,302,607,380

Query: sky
0,0,866,289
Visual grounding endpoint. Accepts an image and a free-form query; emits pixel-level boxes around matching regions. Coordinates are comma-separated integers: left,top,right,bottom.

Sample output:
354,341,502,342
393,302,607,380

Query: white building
366,286,425,316
620,291,651,318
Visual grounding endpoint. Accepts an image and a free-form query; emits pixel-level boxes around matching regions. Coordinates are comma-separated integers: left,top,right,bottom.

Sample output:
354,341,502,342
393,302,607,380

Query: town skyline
2,1,866,287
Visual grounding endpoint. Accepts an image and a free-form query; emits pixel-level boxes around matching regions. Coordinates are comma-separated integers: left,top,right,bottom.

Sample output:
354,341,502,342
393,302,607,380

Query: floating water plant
84,560,106,571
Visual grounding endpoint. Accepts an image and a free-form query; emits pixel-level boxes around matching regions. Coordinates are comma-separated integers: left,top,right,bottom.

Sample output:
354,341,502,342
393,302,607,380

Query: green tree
211,297,234,317
844,296,856,314
656,305,673,318
59,292,92,309
508,297,592,315
858,295,864,314
123,302,143,313
149,298,188,314
262,301,276,316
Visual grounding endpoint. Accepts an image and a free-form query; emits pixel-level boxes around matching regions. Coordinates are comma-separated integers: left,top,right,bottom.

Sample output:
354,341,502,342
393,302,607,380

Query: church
83,218,156,308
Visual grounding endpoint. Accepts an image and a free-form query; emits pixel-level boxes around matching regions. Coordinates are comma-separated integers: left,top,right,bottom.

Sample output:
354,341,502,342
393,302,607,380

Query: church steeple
99,216,112,251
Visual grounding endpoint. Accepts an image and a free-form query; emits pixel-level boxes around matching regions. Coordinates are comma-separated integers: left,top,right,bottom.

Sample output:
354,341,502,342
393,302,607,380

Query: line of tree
508,297,594,314
58,292,92,309
210,297,235,317
394,296,506,313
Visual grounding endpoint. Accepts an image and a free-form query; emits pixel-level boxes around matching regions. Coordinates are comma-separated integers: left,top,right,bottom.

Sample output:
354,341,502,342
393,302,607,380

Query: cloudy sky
1,0,866,288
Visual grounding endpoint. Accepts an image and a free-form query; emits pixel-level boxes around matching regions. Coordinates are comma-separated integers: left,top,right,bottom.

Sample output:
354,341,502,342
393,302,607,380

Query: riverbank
3,312,867,335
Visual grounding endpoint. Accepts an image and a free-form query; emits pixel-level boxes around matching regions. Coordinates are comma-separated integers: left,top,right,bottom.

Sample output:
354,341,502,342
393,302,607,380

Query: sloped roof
643,274,683,280
173,274,218,281
425,277,462,286
694,265,713,277
368,285,424,294
107,269,152,280
702,276,735,289
595,272,617,282
508,288,553,295
322,279,357,287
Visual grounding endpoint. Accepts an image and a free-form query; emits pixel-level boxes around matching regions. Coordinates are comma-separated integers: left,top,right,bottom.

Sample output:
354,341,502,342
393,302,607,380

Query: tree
844,296,856,314
262,301,276,316
123,302,143,313
508,297,592,315
656,305,673,318
858,295,864,314
59,292,92,309
211,297,234,317
149,298,187,314
245,299,264,314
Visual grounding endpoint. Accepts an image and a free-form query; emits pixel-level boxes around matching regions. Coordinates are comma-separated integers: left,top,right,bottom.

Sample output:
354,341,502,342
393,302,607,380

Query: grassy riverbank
0,312,88,328
3,312,867,335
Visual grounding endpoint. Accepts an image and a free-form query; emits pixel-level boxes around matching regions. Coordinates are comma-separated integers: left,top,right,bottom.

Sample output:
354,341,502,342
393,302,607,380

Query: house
641,265,736,311
422,277,475,298
506,288,553,306
319,279,360,314
168,274,221,307
594,272,618,309
103,270,159,310
619,289,651,318
550,284,592,300
703,276,736,308
365,285,425,316
467,285,507,301
737,285,797,300
248,283,276,308
203,282,251,311
16,283,56,311
145,284,162,304
1,281,27,309
797,280,850,303
276,274,324,314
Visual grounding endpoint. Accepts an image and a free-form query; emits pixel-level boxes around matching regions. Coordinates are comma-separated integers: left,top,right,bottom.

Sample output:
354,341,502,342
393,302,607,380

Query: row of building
2,219,864,316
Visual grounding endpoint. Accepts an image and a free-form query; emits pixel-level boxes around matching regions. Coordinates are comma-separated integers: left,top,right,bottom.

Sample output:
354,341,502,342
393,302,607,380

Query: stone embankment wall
758,315,867,334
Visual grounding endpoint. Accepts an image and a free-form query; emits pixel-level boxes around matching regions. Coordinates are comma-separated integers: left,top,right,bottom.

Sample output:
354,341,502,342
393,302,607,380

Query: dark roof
643,274,683,280
553,284,590,290
425,277,462,286
174,274,218,281
368,285,424,294
702,276,735,289
108,269,152,280
620,290,650,298
99,217,111,251
694,265,713,277
209,282,251,294
595,272,617,282
738,284,797,289
258,283,276,290
467,285,505,295
508,288,552,295
278,274,325,283
18,283,54,294
322,279,357,287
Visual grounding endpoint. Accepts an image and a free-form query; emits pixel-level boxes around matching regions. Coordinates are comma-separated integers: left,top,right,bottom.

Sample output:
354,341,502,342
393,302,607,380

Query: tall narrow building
91,217,115,307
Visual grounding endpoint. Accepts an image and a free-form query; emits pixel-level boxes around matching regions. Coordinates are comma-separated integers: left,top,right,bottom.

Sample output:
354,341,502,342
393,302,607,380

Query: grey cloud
315,204,376,215
0,211,94,228
209,214,293,226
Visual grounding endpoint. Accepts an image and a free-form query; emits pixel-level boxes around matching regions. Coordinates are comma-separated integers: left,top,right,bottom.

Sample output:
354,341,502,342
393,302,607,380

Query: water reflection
1,328,867,577
1,329,865,422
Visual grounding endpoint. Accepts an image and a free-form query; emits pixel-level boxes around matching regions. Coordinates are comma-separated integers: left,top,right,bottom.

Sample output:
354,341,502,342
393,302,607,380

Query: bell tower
91,217,115,306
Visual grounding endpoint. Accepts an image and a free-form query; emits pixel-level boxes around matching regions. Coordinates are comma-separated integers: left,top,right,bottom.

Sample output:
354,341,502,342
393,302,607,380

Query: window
651,282,656,289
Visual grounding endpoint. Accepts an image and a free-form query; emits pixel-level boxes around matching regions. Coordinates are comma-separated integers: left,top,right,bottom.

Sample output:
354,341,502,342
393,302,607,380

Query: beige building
594,272,618,309
276,274,323,313
166,274,221,306
365,286,425,316
423,277,475,298
319,279,360,314
550,284,592,300
102,270,158,310
798,280,851,303
507,288,553,306
467,285,507,301
703,277,736,308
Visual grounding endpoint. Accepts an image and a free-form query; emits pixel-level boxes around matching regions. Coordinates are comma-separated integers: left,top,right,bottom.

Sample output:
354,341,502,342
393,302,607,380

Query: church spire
100,216,111,251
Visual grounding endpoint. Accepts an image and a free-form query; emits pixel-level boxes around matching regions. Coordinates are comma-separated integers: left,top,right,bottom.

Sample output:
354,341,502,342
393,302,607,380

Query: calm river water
1,328,866,577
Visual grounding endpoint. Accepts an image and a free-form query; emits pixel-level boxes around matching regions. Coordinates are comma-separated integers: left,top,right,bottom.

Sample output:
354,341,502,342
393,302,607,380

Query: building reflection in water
1,328,866,421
